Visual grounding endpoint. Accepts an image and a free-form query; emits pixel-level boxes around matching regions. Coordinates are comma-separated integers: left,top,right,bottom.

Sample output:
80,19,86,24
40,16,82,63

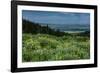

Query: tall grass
22,33,90,62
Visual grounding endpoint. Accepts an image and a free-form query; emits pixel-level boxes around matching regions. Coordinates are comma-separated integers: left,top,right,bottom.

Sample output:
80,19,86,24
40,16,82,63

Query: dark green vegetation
22,19,90,62
22,19,70,36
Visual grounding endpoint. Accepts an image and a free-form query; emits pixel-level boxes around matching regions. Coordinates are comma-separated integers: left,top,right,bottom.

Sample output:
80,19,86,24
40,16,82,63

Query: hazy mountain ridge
31,22,90,32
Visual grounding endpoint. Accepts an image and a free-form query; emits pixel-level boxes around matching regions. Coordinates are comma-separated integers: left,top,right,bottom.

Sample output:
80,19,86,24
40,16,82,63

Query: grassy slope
22,33,90,62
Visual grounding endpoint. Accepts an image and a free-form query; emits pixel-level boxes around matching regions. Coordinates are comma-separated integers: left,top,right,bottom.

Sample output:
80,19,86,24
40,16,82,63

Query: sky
22,10,90,25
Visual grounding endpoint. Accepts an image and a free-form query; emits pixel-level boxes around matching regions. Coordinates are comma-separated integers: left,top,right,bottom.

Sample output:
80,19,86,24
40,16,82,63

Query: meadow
22,33,90,62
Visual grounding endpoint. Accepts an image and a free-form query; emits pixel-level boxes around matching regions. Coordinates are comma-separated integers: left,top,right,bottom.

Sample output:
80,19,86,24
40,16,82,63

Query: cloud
22,10,90,25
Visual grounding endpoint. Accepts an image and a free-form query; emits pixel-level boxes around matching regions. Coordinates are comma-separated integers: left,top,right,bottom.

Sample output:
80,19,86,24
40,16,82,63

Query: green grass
22,33,90,62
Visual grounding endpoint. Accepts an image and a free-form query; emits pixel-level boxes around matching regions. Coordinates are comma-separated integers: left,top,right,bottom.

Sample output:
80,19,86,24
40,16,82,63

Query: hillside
22,19,71,36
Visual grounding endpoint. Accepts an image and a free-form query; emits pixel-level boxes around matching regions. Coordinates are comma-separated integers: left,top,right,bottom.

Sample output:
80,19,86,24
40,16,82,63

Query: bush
22,33,90,62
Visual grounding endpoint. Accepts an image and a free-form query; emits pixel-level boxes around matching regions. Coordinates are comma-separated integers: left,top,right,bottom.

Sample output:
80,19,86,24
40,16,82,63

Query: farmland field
22,33,90,62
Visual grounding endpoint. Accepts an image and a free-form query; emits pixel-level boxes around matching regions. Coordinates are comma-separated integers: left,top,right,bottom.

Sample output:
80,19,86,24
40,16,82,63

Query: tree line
22,19,69,36
22,19,90,37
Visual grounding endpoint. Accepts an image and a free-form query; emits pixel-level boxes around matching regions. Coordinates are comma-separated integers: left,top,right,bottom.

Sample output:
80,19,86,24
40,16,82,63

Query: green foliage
22,33,90,62
22,19,90,62
22,19,71,36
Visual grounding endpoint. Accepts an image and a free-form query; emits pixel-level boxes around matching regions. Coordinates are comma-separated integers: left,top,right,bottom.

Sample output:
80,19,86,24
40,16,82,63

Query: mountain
38,23,90,32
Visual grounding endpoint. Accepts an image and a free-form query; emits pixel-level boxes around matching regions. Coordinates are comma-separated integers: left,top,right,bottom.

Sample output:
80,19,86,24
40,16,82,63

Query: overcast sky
22,10,90,25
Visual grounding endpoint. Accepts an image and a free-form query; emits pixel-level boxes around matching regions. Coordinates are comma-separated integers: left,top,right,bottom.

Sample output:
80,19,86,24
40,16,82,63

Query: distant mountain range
38,23,90,32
